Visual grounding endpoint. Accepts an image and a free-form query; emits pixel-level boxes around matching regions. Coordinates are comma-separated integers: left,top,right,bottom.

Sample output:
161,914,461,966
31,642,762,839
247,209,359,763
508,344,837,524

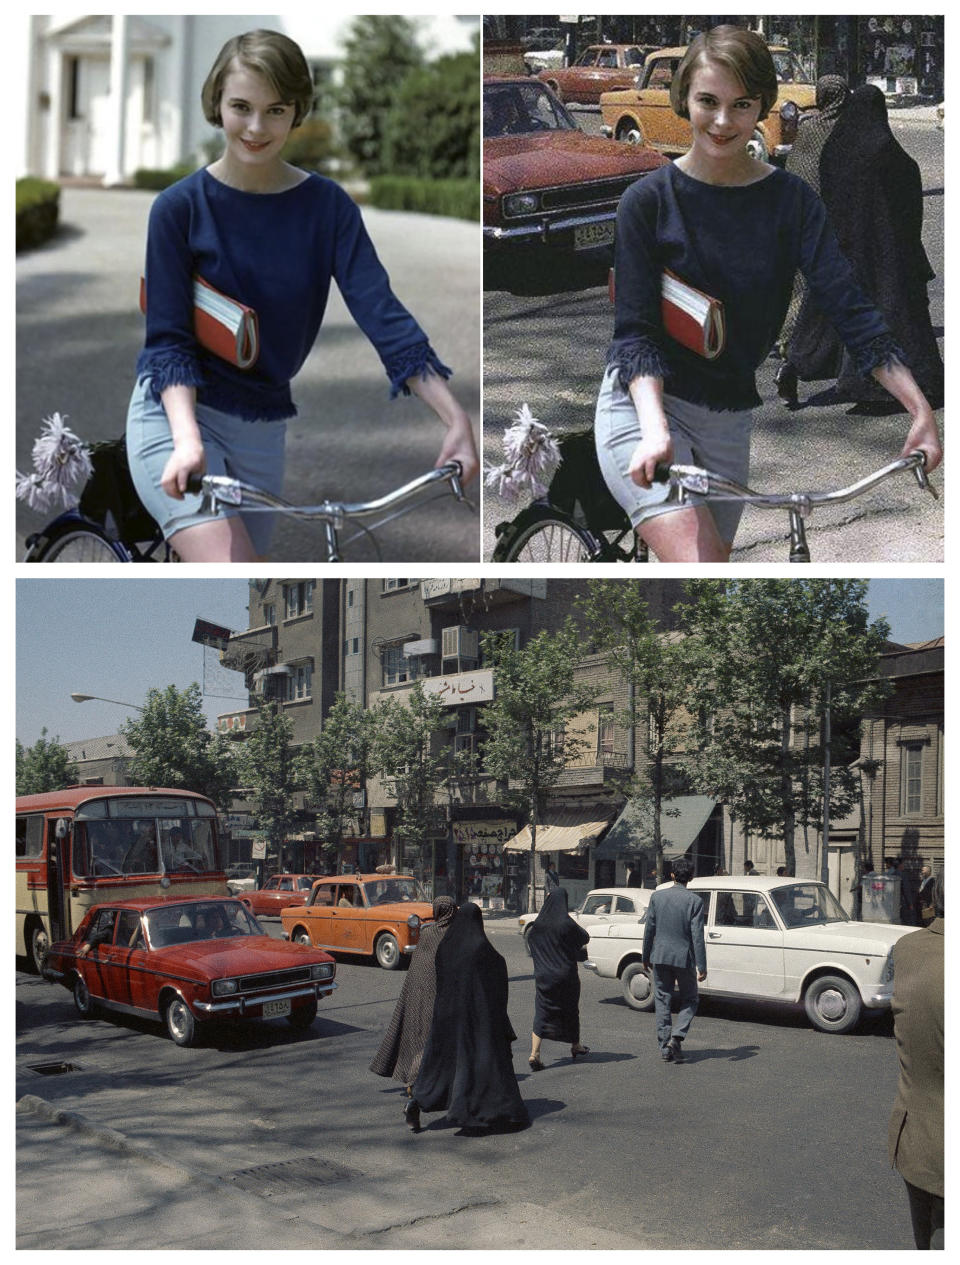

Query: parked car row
526,876,915,1035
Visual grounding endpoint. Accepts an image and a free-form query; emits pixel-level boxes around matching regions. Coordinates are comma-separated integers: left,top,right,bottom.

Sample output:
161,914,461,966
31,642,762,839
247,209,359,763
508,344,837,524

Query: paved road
16,188,481,563
17,919,914,1250
483,114,944,563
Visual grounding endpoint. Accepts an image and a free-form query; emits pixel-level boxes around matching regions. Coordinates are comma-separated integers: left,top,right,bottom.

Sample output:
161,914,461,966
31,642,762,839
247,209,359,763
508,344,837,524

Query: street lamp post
71,692,145,712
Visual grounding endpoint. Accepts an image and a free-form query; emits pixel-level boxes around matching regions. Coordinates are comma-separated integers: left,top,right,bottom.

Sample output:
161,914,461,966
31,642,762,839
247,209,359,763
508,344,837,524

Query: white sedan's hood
783,920,915,954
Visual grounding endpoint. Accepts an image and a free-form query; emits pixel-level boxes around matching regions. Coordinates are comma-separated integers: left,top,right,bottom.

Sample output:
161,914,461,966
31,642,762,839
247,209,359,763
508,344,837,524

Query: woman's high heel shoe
571,1045,590,1060
775,361,798,405
528,1055,544,1072
403,1098,421,1131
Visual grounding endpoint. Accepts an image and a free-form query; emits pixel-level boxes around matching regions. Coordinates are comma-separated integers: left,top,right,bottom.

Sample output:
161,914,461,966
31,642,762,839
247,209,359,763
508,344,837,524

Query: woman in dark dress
787,84,944,410
527,888,590,1070
370,896,457,1100
407,903,528,1133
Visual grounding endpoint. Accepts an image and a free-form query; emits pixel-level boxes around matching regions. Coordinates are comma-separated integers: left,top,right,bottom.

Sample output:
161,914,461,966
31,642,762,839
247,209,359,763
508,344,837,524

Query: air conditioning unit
442,625,479,660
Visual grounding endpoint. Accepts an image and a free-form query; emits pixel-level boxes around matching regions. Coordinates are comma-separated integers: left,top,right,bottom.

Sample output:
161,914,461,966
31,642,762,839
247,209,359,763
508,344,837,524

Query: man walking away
887,870,943,1249
642,857,706,1063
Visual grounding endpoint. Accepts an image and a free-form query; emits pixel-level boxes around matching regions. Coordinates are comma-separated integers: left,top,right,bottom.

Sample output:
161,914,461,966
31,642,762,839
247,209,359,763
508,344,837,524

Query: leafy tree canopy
120,684,236,809
16,729,78,796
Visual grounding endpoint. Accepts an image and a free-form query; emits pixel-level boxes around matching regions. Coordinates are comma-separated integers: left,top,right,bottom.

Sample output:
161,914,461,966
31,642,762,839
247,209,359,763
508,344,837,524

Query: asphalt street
16,916,914,1251
16,187,481,563
483,107,945,563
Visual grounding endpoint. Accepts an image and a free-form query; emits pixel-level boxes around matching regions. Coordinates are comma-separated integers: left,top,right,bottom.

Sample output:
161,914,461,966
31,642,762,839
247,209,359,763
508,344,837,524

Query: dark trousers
905,1179,944,1249
651,964,699,1049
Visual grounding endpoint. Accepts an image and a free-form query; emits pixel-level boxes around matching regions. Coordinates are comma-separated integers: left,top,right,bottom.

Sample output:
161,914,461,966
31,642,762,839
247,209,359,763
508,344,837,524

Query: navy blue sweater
136,168,450,421
607,162,901,410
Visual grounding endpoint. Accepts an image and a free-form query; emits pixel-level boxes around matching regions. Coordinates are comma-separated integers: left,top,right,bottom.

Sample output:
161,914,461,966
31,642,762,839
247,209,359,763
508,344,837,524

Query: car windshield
484,81,577,137
772,50,811,84
363,878,428,905
145,901,263,947
771,883,849,928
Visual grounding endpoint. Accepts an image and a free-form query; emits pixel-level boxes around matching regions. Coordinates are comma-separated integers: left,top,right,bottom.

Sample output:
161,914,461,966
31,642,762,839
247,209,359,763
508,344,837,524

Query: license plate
574,222,614,251
262,998,291,1018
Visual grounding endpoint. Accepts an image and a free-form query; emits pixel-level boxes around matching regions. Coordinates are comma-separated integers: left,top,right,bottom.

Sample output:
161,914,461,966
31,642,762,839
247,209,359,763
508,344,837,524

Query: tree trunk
780,708,797,875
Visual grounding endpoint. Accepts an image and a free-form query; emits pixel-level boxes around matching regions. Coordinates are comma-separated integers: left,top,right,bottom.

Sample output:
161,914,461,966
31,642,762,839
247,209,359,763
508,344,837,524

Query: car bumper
864,986,893,1010
583,960,598,972
193,980,337,1016
484,208,617,251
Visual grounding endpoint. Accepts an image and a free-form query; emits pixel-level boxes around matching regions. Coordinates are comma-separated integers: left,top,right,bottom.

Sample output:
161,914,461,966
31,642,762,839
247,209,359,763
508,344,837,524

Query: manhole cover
223,1156,359,1196
28,1061,81,1076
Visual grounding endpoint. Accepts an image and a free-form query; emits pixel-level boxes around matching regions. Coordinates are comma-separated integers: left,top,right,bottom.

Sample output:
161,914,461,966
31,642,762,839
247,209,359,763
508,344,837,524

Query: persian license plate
574,221,614,251
262,998,291,1018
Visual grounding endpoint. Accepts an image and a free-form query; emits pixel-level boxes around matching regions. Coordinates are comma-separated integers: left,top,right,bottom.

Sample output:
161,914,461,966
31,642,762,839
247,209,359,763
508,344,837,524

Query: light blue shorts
126,378,286,555
594,365,753,546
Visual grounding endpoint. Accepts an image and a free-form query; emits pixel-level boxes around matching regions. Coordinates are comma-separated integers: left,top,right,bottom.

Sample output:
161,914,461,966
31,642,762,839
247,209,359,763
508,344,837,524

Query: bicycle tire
493,506,601,563
28,525,129,563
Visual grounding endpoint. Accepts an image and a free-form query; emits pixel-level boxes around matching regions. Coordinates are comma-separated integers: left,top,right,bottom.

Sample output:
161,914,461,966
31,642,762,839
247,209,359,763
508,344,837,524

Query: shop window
558,851,588,881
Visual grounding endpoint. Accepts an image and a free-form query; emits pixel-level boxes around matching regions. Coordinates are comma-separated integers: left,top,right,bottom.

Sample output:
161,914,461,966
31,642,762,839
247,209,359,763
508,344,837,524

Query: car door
704,890,786,998
108,908,148,1009
328,882,363,951
639,57,690,151
575,892,619,931
610,893,648,926
81,908,120,1001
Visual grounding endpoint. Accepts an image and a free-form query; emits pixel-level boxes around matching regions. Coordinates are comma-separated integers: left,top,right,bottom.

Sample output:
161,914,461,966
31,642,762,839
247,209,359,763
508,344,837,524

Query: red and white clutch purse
139,275,259,369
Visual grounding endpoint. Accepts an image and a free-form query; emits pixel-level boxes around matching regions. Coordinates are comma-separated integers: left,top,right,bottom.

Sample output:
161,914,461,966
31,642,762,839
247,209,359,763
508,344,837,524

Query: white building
21,13,478,184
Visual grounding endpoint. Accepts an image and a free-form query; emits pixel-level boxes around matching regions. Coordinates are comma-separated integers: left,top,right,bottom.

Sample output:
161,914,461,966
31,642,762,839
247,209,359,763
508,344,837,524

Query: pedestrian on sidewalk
369,896,457,1102
407,903,528,1134
129,28,478,563
641,857,706,1062
887,870,943,1249
526,888,591,1071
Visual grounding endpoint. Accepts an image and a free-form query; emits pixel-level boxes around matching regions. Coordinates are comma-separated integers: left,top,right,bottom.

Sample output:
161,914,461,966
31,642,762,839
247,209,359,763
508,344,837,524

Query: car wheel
803,974,862,1034
30,923,49,974
375,933,402,970
745,129,769,162
293,928,312,946
287,997,318,1029
617,121,645,145
164,994,198,1047
73,973,96,1018
621,962,656,1011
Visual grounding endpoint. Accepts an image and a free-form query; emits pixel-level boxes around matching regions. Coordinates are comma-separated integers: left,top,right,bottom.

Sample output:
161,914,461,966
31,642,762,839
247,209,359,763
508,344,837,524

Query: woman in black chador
787,84,944,410
370,896,457,1098
526,888,591,1071
407,903,529,1133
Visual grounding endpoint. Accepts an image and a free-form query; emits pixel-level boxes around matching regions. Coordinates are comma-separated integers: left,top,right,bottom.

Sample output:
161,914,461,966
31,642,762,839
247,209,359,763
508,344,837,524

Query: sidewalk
17,1095,643,1250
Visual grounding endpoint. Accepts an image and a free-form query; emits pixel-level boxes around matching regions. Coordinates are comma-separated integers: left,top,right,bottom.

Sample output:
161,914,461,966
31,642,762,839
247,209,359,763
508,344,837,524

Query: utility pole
820,679,832,889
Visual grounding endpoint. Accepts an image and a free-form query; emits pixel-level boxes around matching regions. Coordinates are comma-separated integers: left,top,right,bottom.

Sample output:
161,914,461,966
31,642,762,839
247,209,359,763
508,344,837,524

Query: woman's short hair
202,29,314,129
671,26,779,122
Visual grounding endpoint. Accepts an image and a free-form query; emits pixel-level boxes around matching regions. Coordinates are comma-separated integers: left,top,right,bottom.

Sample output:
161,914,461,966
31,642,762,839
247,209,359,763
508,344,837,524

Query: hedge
16,178,60,252
132,163,196,191
367,176,479,222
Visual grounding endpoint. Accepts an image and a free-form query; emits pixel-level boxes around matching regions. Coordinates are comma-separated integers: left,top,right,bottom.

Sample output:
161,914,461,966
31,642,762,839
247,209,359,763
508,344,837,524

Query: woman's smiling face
685,58,763,162
217,62,296,168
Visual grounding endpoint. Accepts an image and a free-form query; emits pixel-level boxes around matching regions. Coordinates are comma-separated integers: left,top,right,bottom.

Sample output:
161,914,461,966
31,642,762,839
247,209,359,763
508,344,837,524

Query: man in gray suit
642,857,706,1062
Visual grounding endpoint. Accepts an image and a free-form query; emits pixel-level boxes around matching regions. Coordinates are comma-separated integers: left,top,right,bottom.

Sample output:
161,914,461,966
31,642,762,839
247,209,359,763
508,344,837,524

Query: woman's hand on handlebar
628,432,674,489
160,440,206,500
900,409,942,474
434,413,480,486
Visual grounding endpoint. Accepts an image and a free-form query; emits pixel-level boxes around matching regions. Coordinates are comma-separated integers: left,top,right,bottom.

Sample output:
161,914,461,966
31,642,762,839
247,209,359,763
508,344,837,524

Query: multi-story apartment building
217,578,693,907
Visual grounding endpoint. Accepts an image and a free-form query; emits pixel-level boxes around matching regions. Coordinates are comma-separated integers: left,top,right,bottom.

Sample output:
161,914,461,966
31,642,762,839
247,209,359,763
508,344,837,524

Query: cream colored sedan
519,886,651,953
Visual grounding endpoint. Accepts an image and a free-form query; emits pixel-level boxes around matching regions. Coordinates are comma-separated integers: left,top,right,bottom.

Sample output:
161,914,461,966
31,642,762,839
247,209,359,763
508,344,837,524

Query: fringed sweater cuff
851,333,909,379
136,350,206,400
606,337,669,395
386,342,453,399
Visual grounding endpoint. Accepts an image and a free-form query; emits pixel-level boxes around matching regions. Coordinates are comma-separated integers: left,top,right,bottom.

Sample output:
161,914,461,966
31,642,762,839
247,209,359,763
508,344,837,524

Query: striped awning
503,808,614,853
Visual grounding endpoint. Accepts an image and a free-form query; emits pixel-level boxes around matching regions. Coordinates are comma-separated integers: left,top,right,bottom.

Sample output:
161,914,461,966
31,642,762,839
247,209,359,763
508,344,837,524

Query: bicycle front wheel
28,525,129,563
493,506,600,562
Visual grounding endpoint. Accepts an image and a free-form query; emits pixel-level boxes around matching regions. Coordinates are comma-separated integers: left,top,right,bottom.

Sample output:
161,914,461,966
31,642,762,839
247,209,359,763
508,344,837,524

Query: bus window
16,815,44,859
73,814,218,877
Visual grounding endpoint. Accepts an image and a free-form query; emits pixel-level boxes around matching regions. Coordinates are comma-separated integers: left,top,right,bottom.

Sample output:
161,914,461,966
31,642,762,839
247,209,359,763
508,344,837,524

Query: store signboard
453,820,516,847
421,670,494,706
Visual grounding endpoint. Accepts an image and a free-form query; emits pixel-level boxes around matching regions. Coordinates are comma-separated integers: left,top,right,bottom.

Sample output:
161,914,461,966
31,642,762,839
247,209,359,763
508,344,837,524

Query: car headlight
780,99,799,124
882,951,895,984
212,978,239,996
503,192,540,217
407,914,421,929
310,963,334,980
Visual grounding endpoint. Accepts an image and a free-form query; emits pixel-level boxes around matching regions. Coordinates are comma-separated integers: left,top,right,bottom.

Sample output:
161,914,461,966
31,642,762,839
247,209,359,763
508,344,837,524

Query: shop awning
503,808,614,853
595,795,716,860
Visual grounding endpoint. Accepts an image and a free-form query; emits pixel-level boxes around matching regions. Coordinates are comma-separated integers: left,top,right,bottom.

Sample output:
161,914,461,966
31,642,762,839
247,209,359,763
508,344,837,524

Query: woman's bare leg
169,516,261,562
639,506,731,563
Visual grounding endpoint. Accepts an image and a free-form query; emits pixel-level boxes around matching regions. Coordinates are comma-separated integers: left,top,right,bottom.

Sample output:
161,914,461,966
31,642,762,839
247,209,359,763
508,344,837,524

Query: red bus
16,786,227,972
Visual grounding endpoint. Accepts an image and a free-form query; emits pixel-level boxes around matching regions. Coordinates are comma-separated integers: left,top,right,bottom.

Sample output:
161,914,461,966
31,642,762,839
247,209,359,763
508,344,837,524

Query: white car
519,886,651,952
583,875,916,1035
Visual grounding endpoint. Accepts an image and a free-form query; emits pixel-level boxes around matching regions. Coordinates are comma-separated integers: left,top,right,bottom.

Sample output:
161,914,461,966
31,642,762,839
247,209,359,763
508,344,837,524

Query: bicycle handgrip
185,474,205,495
651,463,673,484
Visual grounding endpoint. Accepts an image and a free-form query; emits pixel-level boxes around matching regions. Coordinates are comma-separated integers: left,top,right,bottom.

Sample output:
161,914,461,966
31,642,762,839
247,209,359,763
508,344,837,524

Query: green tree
679,580,890,877
337,16,424,175
236,699,300,870
298,693,378,866
578,581,696,883
381,46,481,179
479,623,599,912
120,684,236,808
375,684,451,876
16,729,78,795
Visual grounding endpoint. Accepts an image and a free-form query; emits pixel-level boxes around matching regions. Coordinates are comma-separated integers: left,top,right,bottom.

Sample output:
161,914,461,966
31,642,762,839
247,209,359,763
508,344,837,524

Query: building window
382,579,411,592
598,703,614,757
263,603,276,626
284,581,314,619
343,637,360,656
902,742,923,815
347,589,355,607
383,643,416,687
293,663,312,700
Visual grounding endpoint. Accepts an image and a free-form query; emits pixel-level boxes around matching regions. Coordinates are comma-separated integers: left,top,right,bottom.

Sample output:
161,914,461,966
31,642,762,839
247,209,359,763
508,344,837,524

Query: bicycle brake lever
908,451,939,500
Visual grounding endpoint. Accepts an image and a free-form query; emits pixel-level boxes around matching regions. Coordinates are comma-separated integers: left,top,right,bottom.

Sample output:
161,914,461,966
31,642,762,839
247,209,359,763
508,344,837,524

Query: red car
537,44,655,104
42,896,337,1046
239,873,323,917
